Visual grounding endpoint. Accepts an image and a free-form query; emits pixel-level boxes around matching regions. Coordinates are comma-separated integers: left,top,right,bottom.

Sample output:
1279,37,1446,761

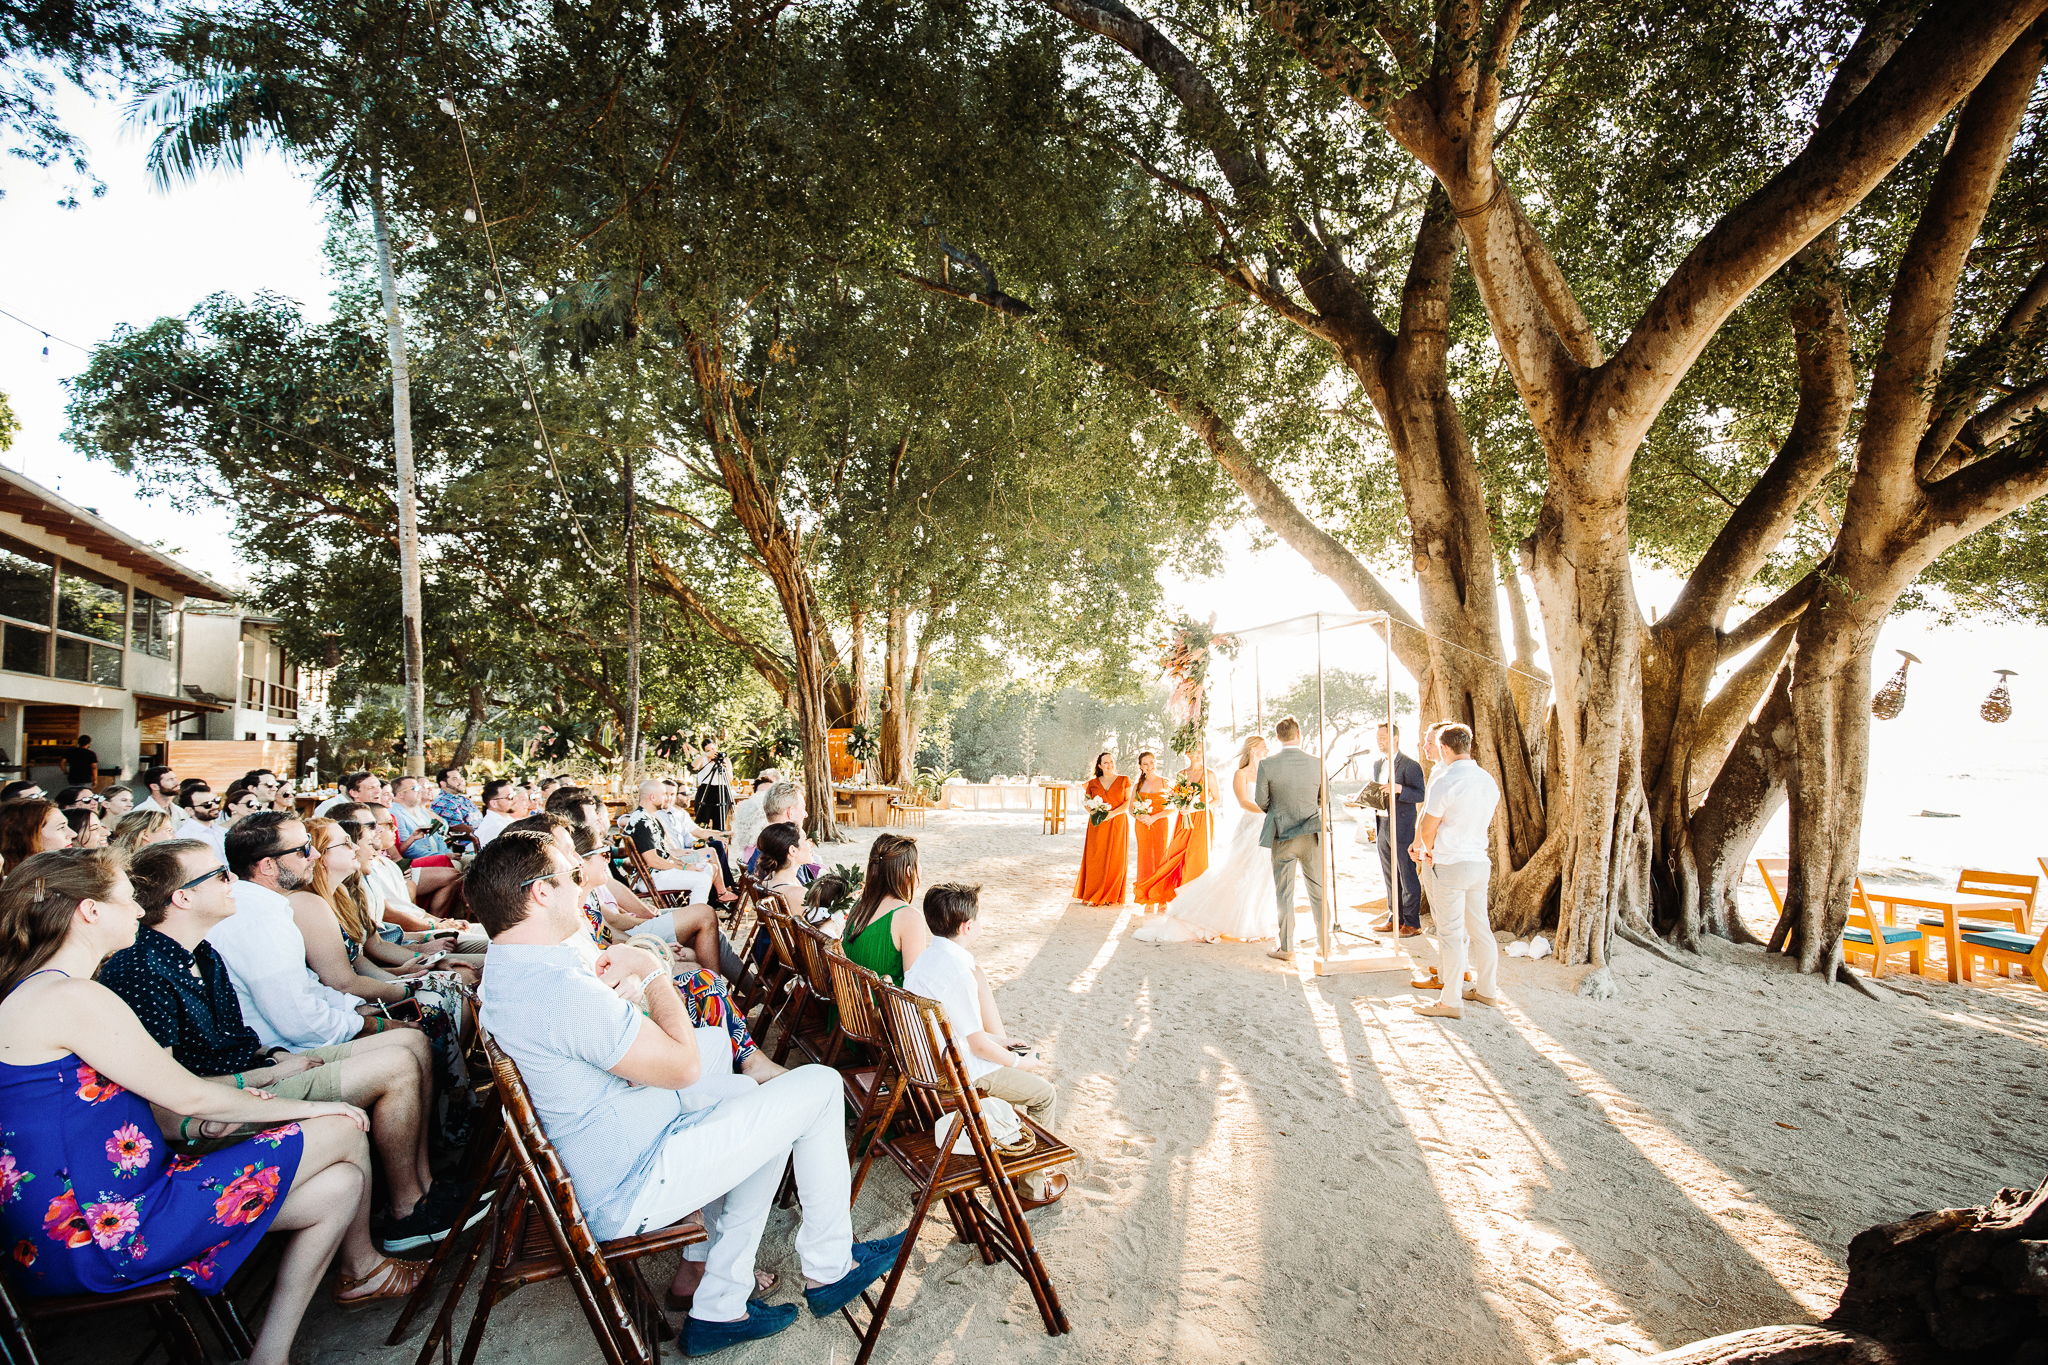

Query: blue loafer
803,1231,909,1318
683,1300,799,1356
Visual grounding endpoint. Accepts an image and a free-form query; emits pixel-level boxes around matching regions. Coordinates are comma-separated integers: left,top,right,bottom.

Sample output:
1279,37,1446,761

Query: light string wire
418,0,606,571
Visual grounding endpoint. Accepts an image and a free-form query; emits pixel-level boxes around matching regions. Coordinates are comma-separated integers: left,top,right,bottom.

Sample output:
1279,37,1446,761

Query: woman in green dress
839,833,929,985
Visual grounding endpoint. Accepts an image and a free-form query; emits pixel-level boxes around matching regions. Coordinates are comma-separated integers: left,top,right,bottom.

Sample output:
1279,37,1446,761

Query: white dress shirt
209,880,362,1050
902,935,999,1083
475,809,513,845
362,856,413,923
141,794,187,829
1422,757,1499,864
181,818,228,862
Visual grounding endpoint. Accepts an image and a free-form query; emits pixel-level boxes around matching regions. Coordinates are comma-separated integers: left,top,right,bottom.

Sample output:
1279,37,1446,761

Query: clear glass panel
57,566,124,643
53,635,89,681
130,591,173,658
90,643,122,687
2,623,46,675
0,534,53,627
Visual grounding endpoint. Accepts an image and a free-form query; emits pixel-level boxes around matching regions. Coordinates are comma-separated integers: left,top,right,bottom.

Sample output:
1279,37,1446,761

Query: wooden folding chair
0,1267,222,1365
610,834,689,911
412,1034,708,1365
841,980,1073,1365
822,949,901,1199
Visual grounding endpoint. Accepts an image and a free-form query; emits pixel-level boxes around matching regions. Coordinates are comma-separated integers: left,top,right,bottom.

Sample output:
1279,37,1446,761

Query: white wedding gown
1131,795,1278,944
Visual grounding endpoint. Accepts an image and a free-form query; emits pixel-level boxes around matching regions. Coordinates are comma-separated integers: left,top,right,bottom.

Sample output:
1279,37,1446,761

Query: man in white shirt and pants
1410,723,1501,1020
209,810,390,1050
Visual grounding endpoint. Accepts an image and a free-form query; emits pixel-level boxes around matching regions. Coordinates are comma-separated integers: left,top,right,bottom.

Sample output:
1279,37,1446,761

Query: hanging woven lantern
1871,649,1921,720
1982,669,2017,724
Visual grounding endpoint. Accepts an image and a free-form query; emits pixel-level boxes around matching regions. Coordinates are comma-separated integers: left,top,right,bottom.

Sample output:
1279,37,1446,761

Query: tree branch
1718,572,1819,664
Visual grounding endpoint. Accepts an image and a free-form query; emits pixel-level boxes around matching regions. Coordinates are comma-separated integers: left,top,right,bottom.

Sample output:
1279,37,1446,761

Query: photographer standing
691,736,733,832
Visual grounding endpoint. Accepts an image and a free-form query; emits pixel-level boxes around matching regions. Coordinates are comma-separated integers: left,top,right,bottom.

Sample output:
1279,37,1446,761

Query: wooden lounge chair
1755,858,1923,978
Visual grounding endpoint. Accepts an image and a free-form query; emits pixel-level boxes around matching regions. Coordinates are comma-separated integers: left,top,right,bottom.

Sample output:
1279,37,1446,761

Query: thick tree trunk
847,600,869,729
1687,669,1794,944
684,332,841,843
368,169,427,779
622,439,642,786
450,679,486,769
878,605,911,789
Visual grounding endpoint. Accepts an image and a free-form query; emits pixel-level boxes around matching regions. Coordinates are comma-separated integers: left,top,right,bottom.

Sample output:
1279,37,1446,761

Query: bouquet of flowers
1084,794,1114,827
1165,775,1208,813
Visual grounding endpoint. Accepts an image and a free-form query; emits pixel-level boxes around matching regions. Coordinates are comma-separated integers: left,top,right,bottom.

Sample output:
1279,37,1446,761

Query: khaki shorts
252,1041,361,1103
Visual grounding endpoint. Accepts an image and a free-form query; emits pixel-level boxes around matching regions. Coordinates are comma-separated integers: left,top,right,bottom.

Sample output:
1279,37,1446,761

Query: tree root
1834,963,1884,1000
1616,921,1705,972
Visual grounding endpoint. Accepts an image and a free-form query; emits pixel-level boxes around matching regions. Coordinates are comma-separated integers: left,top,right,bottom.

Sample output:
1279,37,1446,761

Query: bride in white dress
1132,735,1279,943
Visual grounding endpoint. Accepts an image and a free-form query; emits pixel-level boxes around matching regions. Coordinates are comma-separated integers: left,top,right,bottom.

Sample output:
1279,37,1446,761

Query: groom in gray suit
1254,715,1325,961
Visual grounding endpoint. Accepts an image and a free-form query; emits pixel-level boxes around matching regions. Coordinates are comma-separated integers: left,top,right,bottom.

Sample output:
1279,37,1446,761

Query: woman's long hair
1236,735,1267,770
1092,751,1113,780
0,848,120,996
305,817,377,946
109,810,172,860
0,800,61,874
844,833,919,942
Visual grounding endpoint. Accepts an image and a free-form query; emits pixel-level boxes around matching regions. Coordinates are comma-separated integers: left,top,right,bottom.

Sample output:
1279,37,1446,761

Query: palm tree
133,6,431,775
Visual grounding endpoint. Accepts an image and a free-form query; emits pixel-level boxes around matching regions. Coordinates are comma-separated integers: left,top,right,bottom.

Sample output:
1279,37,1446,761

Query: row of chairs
385,865,1073,1365
1756,858,2045,983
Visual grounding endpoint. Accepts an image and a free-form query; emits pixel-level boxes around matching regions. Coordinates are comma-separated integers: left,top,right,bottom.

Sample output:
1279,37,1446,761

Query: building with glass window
0,469,232,789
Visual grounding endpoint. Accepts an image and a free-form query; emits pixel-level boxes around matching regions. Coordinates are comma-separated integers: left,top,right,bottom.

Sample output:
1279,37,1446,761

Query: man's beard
276,865,312,891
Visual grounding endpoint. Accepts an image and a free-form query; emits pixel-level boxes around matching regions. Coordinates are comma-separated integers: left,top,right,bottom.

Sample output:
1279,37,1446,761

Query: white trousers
649,867,714,906
1431,859,1498,1005
618,1064,855,1322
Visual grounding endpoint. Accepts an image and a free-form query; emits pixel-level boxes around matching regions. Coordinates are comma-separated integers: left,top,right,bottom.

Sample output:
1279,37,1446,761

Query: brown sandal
333,1256,430,1307
664,1269,778,1313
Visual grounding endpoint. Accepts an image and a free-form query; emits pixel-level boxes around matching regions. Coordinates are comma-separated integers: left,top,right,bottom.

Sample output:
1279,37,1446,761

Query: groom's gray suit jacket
1254,745,1323,848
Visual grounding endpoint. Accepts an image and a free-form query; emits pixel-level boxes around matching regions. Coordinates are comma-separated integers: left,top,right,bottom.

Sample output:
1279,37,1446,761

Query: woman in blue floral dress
0,849,423,1365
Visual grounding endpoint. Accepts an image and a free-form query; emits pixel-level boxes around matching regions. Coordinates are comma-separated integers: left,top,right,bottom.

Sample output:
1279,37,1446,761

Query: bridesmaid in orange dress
1134,747,1214,906
1073,751,1132,905
1132,752,1170,911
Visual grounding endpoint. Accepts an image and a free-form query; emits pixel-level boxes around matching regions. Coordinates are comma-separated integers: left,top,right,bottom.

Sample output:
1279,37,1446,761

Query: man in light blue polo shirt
471,831,904,1356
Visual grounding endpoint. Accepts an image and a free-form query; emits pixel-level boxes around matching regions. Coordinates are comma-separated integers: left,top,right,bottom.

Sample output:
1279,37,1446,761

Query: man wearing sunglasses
208,812,416,1054
101,839,465,1252
177,782,228,861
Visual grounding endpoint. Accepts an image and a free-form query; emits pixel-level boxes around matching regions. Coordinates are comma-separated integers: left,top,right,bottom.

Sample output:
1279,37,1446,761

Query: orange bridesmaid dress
1074,775,1132,905
1133,783,1169,896
1134,772,1213,905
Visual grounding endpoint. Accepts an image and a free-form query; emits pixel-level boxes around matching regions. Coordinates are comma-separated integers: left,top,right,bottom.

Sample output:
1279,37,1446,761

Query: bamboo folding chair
610,834,689,912
822,950,903,1198
0,1268,233,1365
840,980,1074,1365
753,903,816,1063
411,1034,708,1365
784,919,850,1067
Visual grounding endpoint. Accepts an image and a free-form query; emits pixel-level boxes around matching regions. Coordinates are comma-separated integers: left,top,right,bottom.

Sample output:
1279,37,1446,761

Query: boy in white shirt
901,884,1066,1207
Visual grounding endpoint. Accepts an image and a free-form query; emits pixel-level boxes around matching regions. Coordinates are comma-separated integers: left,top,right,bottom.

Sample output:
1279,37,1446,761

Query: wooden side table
1041,784,1067,834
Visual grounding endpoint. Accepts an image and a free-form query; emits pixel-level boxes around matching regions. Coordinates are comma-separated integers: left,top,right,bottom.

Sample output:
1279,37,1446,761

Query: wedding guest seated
753,823,813,920
727,775,776,859
429,767,483,832
902,883,1067,1207
111,809,177,859
653,780,739,897
0,780,43,802
473,780,518,845
620,780,717,905
179,783,227,861
63,804,107,849
0,798,74,873
470,831,905,1354
0,848,425,1361
335,802,483,959
100,785,134,823
739,782,803,871
840,833,929,985
103,840,462,1255
546,794,724,973
315,771,385,818
53,785,97,810
211,812,415,1055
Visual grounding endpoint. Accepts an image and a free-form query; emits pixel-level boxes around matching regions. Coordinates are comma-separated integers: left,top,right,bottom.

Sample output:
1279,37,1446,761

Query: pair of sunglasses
177,865,232,892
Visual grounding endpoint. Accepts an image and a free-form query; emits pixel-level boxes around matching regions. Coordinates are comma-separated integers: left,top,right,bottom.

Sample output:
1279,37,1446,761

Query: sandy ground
40,809,2048,1365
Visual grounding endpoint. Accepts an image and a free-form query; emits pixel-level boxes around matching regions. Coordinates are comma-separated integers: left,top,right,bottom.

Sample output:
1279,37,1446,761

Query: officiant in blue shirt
1372,723,1426,933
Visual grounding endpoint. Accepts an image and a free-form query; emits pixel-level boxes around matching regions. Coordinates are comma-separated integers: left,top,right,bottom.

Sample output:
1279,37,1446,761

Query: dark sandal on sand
333,1256,430,1307
664,1268,777,1313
